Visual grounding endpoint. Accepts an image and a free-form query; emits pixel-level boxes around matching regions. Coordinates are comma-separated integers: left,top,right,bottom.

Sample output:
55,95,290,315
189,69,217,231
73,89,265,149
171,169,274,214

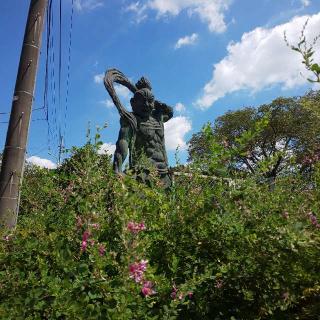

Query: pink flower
3,235,10,241
90,223,100,230
171,284,178,299
127,221,146,234
98,244,106,256
89,239,95,246
215,279,223,289
141,281,156,297
82,230,90,242
81,241,87,252
307,212,319,227
282,292,289,301
80,230,91,252
129,260,148,283
178,293,184,300
188,292,193,299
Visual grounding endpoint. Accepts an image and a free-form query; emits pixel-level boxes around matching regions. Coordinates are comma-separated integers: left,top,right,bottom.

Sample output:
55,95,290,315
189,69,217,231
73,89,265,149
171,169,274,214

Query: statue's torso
131,115,169,173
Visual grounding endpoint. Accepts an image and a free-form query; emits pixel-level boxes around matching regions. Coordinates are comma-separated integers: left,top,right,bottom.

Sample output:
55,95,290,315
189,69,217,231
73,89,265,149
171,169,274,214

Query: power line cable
58,0,62,127
63,0,74,148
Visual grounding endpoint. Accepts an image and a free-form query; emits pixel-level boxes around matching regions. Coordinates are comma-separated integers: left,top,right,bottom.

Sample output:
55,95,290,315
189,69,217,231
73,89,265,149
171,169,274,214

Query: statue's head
131,87,154,117
135,77,152,91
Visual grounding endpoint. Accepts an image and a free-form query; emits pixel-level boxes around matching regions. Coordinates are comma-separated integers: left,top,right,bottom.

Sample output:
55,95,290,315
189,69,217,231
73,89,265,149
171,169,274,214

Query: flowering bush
0,138,319,319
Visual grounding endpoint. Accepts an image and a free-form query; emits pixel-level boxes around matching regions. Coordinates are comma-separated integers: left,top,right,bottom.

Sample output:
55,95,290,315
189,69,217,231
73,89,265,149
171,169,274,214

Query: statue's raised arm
104,69,138,131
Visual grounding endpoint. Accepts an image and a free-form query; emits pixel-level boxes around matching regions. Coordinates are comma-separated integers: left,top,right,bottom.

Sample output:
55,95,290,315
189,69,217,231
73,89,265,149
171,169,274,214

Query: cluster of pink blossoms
171,284,193,300
141,281,156,297
171,285,179,299
127,221,146,234
128,260,156,297
80,229,106,256
307,212,320,228
98,244,106,256
81,230,91,252
127,221,155,297
215,279,224,289
129,260,148,283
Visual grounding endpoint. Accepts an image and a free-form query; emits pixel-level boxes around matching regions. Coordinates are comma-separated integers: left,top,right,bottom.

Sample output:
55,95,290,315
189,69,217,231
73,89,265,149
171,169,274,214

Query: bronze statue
104,69,173,187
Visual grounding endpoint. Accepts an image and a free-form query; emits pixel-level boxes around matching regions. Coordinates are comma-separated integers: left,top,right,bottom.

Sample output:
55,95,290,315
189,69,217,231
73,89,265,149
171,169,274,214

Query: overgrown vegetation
0,114,320,319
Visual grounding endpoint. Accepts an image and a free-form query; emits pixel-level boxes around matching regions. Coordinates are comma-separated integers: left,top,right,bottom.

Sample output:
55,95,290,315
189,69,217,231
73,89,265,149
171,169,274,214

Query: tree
188,94,320,180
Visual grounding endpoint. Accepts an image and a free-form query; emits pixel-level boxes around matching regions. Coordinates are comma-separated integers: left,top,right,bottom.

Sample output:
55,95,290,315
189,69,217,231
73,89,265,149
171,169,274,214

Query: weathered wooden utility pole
0,0,48,228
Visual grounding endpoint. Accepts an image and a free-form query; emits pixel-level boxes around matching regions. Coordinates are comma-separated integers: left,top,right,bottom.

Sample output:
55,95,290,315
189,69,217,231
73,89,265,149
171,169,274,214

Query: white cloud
100,98,114,108
128,0,231,33
175,102,186,112
300,0,310,7
126,1,148,23
196,13,320,109
75,0,104,11
114,84,131,100
27,156,57,169
175,33,198,49
94,73,104,84
164,116,192,150
95,73,131,100
98,143,116,156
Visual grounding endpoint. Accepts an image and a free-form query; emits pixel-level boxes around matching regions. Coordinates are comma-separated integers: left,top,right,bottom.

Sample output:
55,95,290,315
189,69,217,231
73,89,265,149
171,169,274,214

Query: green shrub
0,135,319,319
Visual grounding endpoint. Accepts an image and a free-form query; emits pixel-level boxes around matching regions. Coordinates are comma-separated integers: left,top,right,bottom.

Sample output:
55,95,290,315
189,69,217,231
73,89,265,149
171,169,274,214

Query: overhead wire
49,0,59,157
58,0,63,164
44,0,53,153
58,0,62,129
23,0,74,161
63,0,74,149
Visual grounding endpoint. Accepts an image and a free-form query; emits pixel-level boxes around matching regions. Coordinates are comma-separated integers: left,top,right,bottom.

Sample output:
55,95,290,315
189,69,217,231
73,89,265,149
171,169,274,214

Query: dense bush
0,131,320,319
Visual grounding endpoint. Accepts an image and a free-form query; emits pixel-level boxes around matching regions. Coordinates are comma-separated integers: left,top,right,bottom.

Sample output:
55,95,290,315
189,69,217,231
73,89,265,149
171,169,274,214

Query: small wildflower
188,291,193,299
3,235,10,242
141,281,155,297
90,223,100,230
307,212,319,227
81,241,87,252
89,239,95,246
127,221,146,234
215,279,223,289
98,244,106,256
171,284,178,299
82,230,90,242
80,230,91,252
178,293,184,300
282,291,289,301
129,260,148,283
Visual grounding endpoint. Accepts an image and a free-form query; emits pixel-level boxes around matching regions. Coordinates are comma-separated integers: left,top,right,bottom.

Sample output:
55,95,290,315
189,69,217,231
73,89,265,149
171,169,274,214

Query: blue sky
0,0,319,168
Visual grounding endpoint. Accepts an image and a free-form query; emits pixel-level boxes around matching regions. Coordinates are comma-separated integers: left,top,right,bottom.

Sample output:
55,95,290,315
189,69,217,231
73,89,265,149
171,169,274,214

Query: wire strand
63,0,74,148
